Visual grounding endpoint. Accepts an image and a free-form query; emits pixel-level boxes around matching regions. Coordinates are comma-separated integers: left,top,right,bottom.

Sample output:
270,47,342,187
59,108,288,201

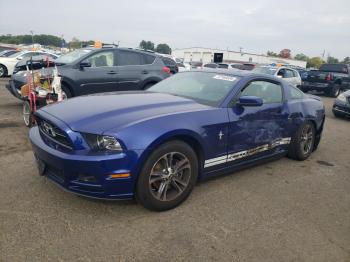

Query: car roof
77,47,158,56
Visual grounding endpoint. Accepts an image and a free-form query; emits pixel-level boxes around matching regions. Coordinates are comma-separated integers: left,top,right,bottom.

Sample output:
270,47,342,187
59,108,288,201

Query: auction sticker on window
213,75,237,82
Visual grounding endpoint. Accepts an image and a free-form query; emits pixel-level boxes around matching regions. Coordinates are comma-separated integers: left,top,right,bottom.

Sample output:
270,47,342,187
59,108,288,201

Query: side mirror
237,96,263,107
79,61,91,69
16,57,23,60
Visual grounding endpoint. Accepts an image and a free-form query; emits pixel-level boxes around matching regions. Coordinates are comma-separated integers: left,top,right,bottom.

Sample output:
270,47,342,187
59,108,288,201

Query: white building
172,47,307,68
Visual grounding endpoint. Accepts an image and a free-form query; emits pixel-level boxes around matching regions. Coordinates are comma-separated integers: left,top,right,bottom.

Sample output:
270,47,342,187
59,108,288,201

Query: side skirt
200,150,287,181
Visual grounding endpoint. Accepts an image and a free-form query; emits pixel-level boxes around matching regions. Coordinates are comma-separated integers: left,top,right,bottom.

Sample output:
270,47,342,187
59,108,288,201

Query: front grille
37,118,73,149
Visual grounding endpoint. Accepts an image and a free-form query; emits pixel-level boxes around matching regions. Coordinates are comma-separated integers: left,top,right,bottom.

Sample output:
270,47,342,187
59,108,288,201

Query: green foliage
69,37,81,49
267,50,278,57
155,43,171,54
307,57,324,69
139,40,155,51
341,57,350,64
294,53,309,61
0,34,63,47
327,56,339,64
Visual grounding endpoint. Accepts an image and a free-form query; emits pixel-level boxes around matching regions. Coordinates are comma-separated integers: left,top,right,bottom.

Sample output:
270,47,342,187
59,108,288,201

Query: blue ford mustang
29,70,325,211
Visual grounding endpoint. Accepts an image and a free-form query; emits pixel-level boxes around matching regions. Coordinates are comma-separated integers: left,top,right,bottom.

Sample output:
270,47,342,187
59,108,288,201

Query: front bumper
29,126,142,200
333,100,350,116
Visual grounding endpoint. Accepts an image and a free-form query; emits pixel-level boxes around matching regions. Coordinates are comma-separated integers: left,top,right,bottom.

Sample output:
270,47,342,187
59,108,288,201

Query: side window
239,81,282,104
290,86,304,100
285,69,294,78
21,52,35,58
143,54,155,64
118,51,143,66
85,51,114,67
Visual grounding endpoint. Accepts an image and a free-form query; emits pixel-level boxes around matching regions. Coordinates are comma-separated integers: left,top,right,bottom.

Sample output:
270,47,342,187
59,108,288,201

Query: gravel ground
0,77,349,262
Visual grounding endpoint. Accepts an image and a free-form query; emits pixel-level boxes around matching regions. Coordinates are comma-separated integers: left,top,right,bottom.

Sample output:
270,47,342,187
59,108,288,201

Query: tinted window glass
118,51,143,65
289,86,304,99
21,52,36,58
162,57,176,66
218,64,228,69
204,63,218,68
285,69,294,78
85,51,114,67
143,54,155,64
149,72,240,106
240,81,282,104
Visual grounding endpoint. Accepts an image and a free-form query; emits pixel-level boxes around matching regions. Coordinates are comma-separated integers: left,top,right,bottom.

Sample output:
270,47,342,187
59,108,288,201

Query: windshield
54,49,92,64
253,67,277,75
148,72,240,106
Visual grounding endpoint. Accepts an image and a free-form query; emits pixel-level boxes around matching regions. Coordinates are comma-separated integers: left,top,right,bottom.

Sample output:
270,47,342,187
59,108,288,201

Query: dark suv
6,47,171,99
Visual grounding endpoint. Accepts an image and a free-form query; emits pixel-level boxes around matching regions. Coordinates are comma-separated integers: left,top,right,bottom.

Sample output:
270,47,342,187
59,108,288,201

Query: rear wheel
61,84,72,99
0,65,7,78
288,121,316,161
136,141,198,211
327,85,341,97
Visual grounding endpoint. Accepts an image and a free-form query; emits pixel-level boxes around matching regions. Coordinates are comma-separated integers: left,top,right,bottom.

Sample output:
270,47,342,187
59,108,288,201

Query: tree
307,57,324,69
327,55,339,64
69,37,81,49
279,49,291,59
294,53,309,61
155,43,171,54
341,57,350,64
139,40,155,51
267,50,278,57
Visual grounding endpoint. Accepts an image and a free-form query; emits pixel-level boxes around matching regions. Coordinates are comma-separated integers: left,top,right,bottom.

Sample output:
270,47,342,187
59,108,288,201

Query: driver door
75,50,119,95
226,80,289,165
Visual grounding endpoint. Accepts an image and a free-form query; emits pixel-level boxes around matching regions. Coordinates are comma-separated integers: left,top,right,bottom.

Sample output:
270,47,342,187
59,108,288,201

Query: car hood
39,91,211,134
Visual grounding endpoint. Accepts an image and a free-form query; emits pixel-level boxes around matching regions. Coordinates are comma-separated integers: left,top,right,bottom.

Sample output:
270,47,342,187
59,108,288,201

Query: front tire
0,64,7,78
136,141,198,211
288,121,316,161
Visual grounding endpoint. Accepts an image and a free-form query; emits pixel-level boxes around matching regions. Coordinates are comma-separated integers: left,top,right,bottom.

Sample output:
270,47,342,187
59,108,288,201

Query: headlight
83,134,122,151
337,93,346,102
96,135,122,151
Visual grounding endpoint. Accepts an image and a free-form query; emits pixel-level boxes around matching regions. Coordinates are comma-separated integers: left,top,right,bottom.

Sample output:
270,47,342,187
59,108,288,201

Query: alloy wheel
300,124,314,155
149,152,191,201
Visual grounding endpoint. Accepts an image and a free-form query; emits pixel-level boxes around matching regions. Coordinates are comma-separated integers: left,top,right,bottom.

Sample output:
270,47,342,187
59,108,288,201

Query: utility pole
30,30,34,49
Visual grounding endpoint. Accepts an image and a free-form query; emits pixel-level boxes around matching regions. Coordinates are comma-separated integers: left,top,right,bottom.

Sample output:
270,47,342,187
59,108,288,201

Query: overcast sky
1,0,349,59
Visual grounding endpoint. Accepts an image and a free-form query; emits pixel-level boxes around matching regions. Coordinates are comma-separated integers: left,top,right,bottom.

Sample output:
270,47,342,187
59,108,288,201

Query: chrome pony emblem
42,122,56,137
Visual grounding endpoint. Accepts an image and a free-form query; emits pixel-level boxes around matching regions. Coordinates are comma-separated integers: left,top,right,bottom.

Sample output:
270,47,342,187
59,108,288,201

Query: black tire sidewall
61,84,72,98
0,65,7,77
136,141,198,211
289,121,316,160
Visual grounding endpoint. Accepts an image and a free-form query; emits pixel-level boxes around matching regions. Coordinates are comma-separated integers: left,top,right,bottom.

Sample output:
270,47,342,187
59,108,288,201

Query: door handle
107,71,117,74
142,70,149,74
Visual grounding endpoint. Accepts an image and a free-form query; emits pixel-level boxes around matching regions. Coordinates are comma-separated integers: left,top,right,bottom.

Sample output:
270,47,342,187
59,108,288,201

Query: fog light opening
77,173,97,183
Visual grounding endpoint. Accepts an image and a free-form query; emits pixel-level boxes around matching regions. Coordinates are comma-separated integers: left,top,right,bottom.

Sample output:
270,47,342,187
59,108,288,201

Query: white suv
0,50,57,77
253,66,302,87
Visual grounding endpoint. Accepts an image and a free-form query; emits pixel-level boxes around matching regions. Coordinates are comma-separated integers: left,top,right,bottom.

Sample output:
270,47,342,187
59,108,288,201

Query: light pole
30,30,34,49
